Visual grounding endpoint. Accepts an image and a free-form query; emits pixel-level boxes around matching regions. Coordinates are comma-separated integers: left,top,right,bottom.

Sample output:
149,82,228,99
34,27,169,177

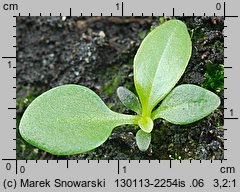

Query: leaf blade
152,84,220,124
134,20,192,116
117,86,142,114
19,84,139,155
136,129,151,151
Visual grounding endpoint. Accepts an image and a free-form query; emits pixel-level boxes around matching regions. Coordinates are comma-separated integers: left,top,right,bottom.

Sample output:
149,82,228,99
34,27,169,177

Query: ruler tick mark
117,160,120,174
16,159,18,174
224,2,226,19
225,15,239,18
121,2,124,16
2,57,16,58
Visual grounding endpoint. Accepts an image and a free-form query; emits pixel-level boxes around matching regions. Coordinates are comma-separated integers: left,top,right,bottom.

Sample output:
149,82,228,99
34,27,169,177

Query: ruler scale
0,0,239,191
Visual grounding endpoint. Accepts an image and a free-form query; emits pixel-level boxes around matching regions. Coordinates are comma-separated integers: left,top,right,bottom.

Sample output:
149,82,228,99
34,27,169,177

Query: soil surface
16,16,224,160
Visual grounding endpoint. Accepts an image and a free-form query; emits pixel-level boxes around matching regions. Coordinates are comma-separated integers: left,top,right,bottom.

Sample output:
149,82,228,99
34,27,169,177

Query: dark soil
16,16,224,160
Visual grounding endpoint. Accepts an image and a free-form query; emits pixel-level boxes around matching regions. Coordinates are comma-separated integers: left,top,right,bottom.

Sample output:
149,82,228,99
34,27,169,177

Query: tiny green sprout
19,20,220,155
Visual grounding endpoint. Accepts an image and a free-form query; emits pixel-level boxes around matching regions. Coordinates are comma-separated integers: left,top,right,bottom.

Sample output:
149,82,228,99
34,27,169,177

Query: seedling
19,20,220,155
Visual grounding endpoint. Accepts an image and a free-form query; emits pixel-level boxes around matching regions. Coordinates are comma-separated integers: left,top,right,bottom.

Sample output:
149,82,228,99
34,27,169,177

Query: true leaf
136,129,151,151
19,84,139,155
134,20,192,116
138,116,153,133
117,86,142,114
151,84,220,124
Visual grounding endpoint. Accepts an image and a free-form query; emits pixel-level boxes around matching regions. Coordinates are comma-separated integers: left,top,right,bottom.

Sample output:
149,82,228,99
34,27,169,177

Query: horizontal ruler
0,0,238,17
1,159,239,191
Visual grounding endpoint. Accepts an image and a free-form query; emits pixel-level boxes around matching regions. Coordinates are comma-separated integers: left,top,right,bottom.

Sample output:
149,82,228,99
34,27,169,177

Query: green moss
190,26,205,43
159,16,166,24
202,61,224,93
16,85,45,160
101,59,134,97
102,74,123,96
16,85,45,112
212,40,224,54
